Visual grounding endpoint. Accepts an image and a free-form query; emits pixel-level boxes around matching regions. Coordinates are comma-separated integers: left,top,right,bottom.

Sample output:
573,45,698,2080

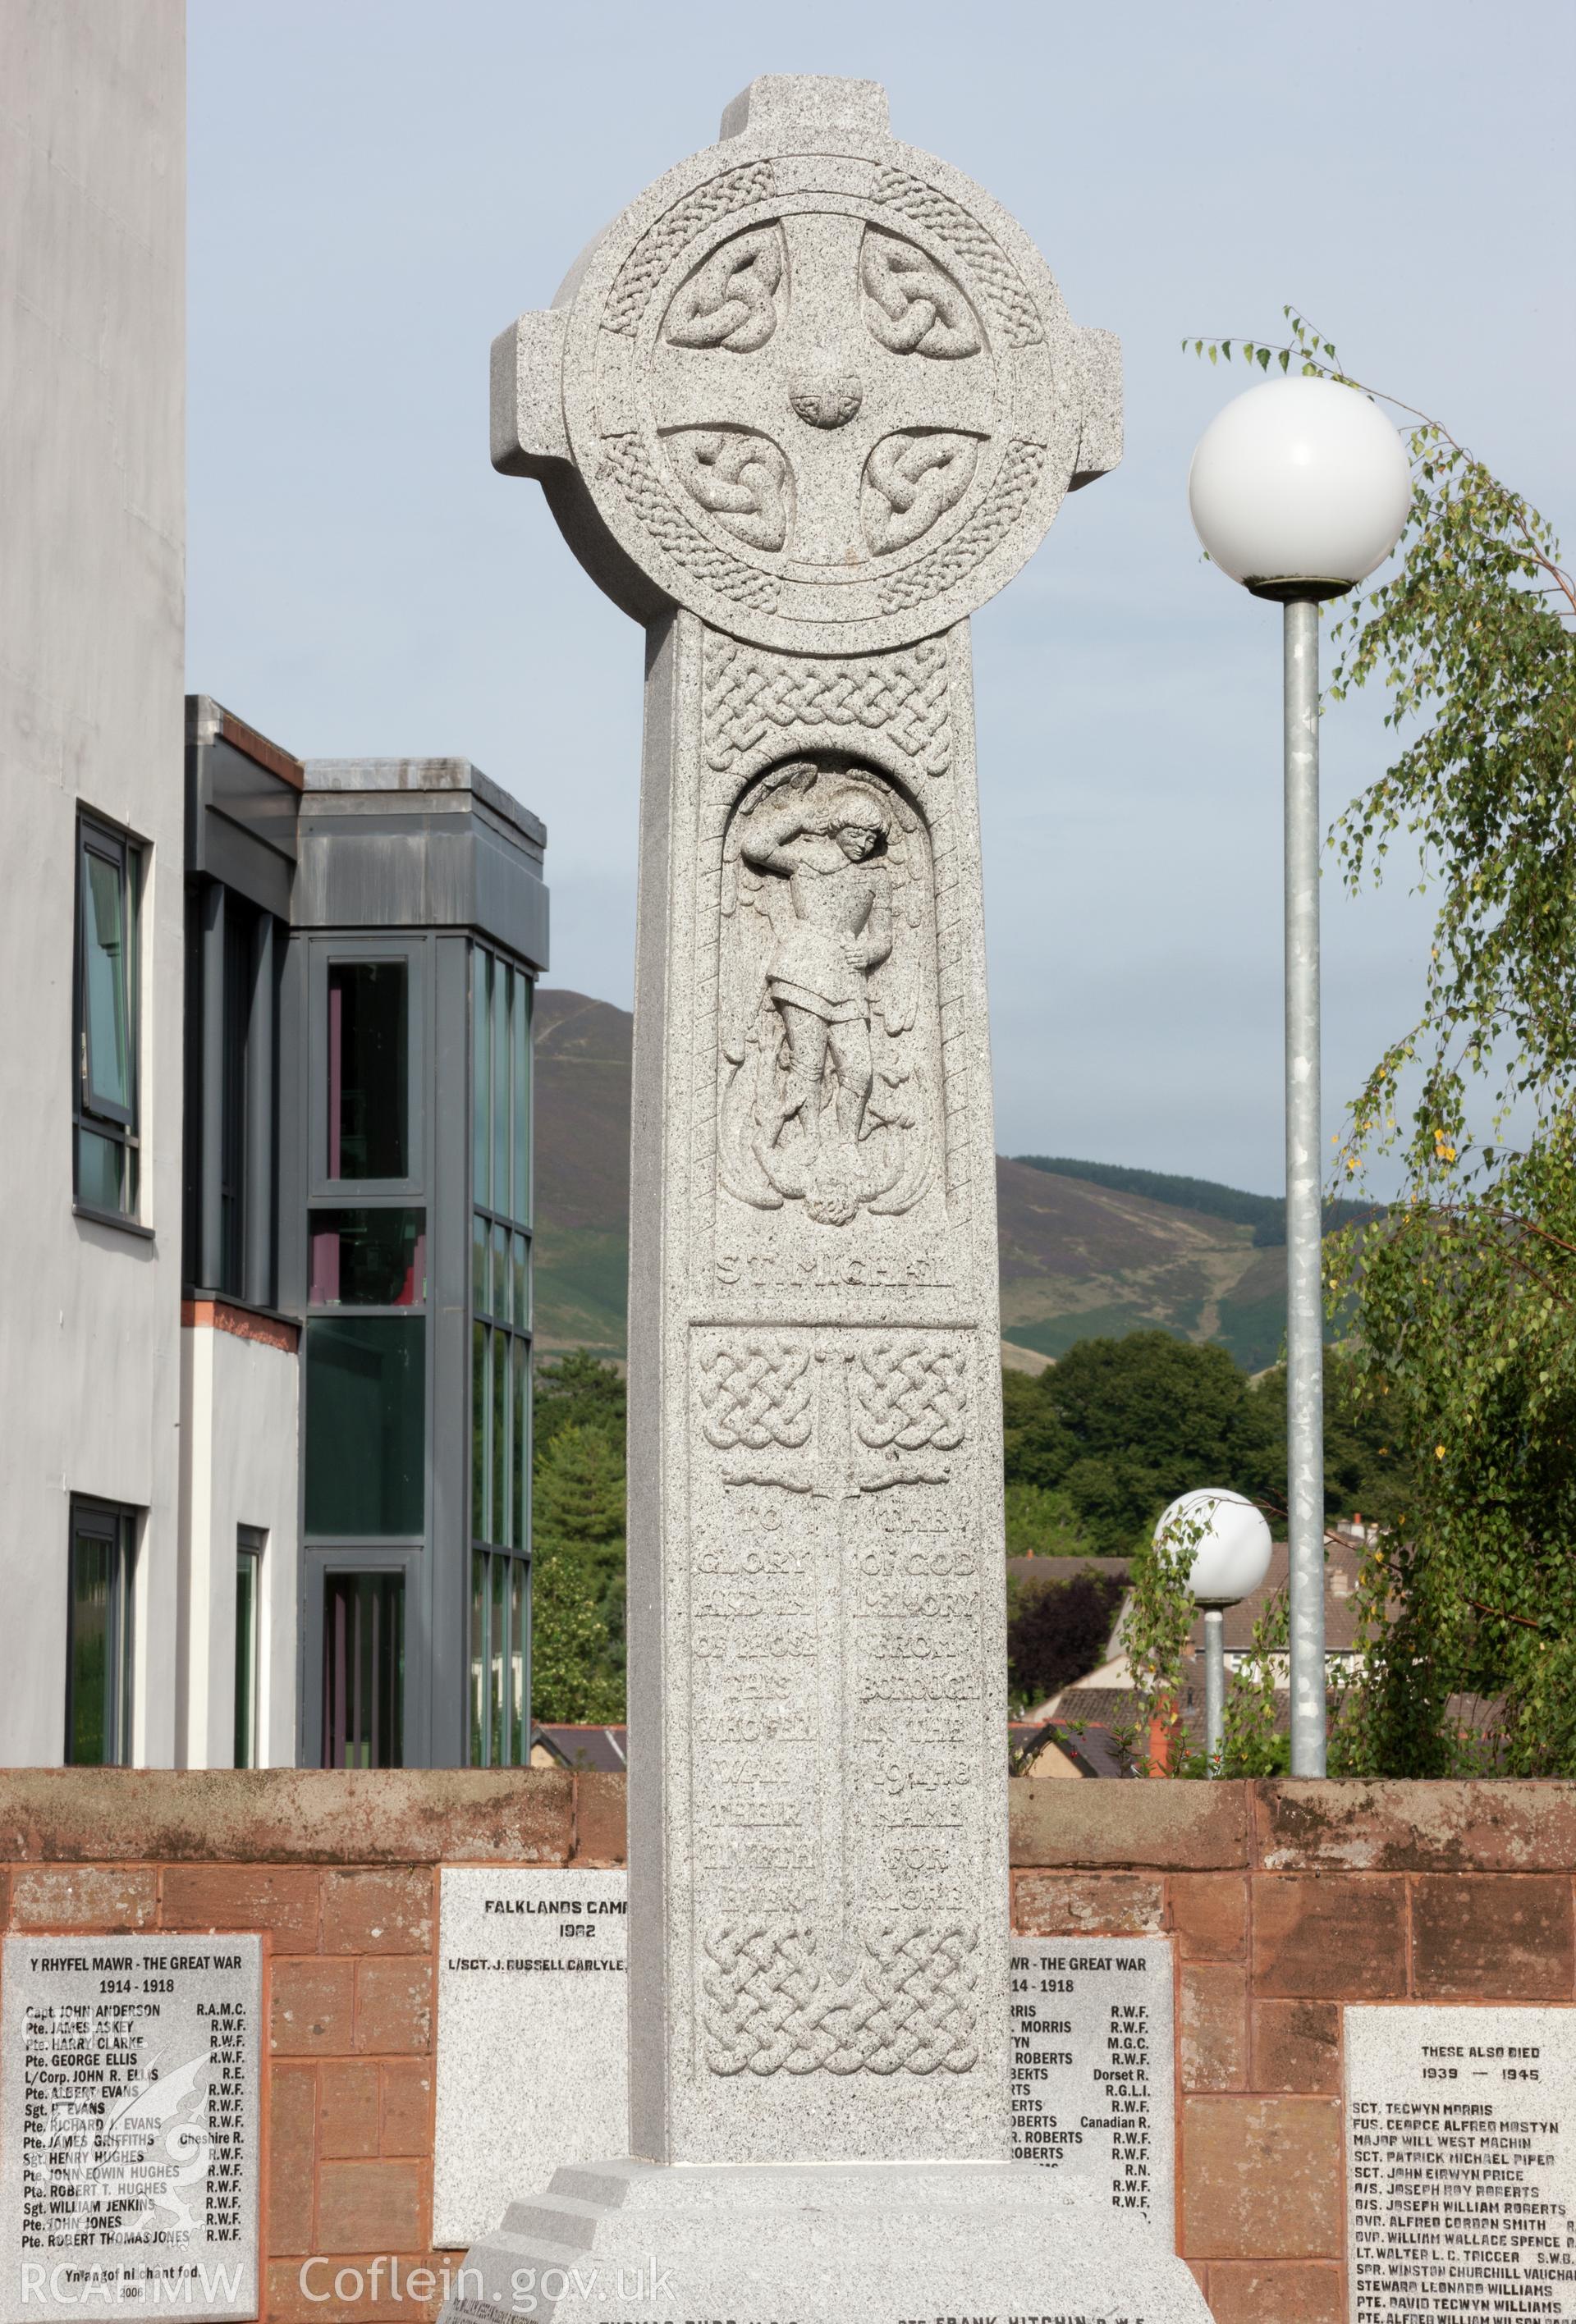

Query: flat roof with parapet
302,757,547,853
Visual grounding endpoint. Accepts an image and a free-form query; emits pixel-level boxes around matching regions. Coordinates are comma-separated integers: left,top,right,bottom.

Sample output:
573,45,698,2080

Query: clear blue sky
187,0,1574,1196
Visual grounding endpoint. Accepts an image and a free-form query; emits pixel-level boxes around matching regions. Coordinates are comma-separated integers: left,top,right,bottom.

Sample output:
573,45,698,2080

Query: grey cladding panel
295,819,548,963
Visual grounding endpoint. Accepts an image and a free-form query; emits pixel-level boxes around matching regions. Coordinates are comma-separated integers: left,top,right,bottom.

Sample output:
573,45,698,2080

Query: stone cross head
492,75,1120,659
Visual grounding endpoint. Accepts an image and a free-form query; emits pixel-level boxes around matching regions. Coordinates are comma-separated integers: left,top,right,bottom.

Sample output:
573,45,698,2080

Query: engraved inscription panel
1345,2005,1576,2321
689,1324,988,2083
0,1937,261,2324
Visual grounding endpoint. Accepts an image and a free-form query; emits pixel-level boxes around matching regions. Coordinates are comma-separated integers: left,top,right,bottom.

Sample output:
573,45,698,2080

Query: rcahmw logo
19,2262,244,2307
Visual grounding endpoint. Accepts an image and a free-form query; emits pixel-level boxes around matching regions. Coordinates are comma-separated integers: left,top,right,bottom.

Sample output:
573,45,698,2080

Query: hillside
533,989,1300,1370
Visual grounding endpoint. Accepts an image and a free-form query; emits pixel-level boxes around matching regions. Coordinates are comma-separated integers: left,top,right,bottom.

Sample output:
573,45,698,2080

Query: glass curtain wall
470,946,532,1765
305,949,424,1766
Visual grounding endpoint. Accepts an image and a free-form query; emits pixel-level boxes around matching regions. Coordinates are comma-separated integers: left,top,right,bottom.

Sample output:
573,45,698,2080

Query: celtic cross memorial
448,73,1207,2320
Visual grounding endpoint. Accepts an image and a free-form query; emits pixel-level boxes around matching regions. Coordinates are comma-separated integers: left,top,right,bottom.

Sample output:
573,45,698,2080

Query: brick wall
2,1773,1572,2324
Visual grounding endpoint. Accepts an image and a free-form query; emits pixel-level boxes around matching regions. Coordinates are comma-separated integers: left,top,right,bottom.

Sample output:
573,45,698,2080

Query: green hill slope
532,990,1317,1371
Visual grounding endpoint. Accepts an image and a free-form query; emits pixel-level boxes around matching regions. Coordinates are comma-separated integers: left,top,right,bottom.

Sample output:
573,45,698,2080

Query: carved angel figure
720,763,935,1227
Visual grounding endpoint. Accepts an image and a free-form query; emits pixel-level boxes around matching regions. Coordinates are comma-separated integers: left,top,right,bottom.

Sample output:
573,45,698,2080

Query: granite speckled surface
449,2161,1208,2322
447,67,1207,2322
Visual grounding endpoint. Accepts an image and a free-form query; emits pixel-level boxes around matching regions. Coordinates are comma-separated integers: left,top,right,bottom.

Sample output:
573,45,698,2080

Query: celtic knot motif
861,231,982,360
702,1919,978,2076
871,168,1044,349
697,1338,813,1452
877,437,1046,613
602,162,777,336
854,1339,966,1456
703,634,951,778
598,435,781,611
667,428,791,551
666,226,784,353
863,431,980,555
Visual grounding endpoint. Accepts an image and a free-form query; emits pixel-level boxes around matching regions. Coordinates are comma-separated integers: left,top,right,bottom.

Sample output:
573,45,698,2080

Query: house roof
1187,1533,1372,1654
531,1723,628,1773
1006,1556,1133,1586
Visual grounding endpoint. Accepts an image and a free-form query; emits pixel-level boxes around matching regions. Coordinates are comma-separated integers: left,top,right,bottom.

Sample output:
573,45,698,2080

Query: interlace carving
871,168,1044,349
703,634,951,779
698,1338,814,1452
602,162,777,336
666,226,784,353
667,428,791,551
861,231,982,359
877,437,1046,612
703,1919,978,2076
599,434,781,611
854,1338,966,1489
863,431,980,555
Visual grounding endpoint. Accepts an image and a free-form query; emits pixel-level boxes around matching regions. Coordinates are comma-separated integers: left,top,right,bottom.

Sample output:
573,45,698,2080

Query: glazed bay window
470,945,532,1764
66,1499,136,1766
303,941,426,1766
74,818,141,1217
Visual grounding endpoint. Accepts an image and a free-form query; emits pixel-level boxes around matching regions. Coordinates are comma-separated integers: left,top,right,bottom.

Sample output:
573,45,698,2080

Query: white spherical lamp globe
1189,376,1413,600
1155,1489,1274,1608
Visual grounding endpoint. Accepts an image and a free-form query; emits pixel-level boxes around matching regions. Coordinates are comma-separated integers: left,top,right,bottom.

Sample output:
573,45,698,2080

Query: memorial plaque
1009,1936,1176,2241
433,1870,627,2247
1346,2005,1576,2322
0,1936,260,2324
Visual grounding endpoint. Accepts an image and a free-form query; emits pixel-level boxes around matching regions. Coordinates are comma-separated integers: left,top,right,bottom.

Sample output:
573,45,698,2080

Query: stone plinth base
439,2158,1209,2323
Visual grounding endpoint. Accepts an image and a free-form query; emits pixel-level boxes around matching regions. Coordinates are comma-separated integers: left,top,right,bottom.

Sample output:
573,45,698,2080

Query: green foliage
1111,1512,1202,1777
1006,1568,1127,1713
1242,1350,1410,1536
1218,1588,1291,1779
1003,1480,1097,1558
533,1349,627,1462
1192,310,1576,1773
529,1534,624,1725
529,1366,629,1723
1002,1334,1276,1553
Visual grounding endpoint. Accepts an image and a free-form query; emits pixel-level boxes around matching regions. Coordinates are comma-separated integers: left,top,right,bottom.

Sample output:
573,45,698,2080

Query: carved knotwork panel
561,127,1083,650
686,1323,986,2086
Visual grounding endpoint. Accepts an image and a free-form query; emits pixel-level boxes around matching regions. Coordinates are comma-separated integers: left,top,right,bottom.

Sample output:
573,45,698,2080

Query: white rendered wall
0,3,186,1764
179,1325,301,1769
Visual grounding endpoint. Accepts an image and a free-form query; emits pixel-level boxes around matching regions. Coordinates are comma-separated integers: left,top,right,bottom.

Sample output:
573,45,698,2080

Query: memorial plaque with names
433,1870,627,2247
0,1935,260,2324
1346,2004,1576,2322
1008,1936,1176,2243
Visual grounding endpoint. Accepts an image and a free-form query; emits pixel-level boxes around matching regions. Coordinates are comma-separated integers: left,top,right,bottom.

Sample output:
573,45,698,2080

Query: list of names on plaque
0,1936,261,2324
1009,1936,1176,2244
1345,2004,1576,2322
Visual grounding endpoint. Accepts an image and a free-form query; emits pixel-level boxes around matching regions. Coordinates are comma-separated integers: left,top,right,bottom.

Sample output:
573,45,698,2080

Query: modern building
181,706,548,1772
2,1,549,1772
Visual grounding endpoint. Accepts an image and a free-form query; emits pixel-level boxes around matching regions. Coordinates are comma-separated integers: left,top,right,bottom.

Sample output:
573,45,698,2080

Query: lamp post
1156,1489,1274,1774
1188,377,1411,1776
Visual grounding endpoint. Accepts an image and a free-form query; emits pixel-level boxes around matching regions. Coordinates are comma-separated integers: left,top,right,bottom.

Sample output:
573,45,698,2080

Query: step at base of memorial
439,2157,1210,2324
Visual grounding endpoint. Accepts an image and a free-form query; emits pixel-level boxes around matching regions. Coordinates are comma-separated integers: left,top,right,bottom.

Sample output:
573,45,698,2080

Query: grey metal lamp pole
1283,597,1326,1775
1202,1607,1227,1773
1189,374,1412,1779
